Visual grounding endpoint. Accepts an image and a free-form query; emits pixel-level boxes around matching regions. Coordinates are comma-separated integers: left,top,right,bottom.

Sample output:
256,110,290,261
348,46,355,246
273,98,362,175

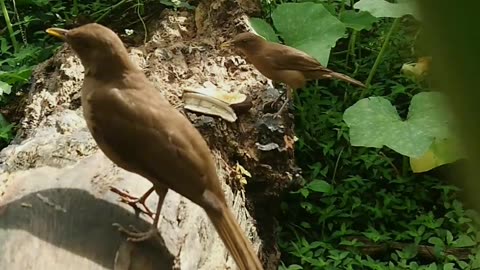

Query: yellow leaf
410,138,464,173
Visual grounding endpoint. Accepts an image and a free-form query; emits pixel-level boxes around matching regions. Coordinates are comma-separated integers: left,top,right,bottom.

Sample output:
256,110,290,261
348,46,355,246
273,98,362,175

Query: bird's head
46,23,134,76
221,32,266,54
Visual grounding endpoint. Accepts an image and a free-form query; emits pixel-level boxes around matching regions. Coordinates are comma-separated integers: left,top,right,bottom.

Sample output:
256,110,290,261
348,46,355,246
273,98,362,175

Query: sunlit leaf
410,138,465,173
272,2,346,65
343,92,453,158
0,81,12,96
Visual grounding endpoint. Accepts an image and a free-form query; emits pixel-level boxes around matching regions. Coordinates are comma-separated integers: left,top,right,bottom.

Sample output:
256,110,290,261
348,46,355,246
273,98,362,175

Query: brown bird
46,23,263,270
221,32,365,115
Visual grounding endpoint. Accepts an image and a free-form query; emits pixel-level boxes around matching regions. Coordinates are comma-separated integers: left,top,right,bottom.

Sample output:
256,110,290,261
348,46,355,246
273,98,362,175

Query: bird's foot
113,223,160,243
110,187,155,219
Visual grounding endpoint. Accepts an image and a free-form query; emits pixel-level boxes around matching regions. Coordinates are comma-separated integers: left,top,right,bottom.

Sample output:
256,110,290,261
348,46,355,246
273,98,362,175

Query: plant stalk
361,18,400,98
0,0,19,53
73,0,78,16
346,30,357,65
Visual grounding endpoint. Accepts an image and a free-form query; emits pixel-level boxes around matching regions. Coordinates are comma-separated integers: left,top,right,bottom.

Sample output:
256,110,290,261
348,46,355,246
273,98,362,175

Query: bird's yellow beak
46,27,69,41
220,40,233,50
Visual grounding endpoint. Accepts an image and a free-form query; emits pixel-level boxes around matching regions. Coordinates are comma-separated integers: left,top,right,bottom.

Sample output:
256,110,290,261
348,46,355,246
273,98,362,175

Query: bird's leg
110,186,155,219
113,185,168,243
273,87,293,118
270,90,286,109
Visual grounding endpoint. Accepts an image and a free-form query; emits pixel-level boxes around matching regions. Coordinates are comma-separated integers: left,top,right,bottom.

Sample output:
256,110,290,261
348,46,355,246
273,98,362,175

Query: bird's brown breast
80,75,224,205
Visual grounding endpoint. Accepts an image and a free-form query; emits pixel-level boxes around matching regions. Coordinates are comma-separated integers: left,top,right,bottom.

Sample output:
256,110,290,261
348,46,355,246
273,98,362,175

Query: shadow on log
0,188,173,269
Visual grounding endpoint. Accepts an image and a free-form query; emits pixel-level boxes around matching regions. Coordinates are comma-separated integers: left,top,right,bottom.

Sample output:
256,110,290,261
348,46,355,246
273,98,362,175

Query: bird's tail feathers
207,204,263,270
329,71,366,88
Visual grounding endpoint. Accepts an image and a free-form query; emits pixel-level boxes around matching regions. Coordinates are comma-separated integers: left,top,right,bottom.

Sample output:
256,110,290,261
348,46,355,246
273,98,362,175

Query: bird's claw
109,186,155,220
113,223,160,242
120,197,155,218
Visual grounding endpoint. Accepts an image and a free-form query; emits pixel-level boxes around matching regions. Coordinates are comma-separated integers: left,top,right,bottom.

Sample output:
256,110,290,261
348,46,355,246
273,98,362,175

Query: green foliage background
254,1,480,269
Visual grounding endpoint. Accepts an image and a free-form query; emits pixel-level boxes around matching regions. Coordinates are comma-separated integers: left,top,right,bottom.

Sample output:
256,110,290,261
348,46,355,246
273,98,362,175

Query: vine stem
0,0,19,53
361,18,400,98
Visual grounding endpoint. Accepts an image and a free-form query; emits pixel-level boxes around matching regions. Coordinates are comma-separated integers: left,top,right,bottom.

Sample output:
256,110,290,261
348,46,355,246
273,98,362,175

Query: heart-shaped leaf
272,2,346,65
343,92,452,158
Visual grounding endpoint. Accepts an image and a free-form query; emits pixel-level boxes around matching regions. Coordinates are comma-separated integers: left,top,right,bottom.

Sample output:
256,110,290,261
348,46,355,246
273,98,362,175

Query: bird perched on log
46,23,263,270
221,32,365,115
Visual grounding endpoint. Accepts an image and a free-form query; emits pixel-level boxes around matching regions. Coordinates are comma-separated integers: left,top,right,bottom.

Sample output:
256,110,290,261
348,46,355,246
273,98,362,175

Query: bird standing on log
46,23,263,270
221,32,365,115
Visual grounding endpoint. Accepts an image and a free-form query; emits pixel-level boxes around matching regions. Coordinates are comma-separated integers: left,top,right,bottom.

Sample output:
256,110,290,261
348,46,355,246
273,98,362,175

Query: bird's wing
88,85,214,199
263,43,332,72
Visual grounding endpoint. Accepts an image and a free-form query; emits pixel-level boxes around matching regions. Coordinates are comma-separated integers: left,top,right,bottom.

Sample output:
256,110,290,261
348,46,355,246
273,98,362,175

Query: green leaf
443,263,455,270
0,81,12,96
452,235,476,248
300,222,311,228
339,10,379,31
272,2,346,65
446,230,453,244
300,188,309,198
428,237,444,247
354,0,421,20
343,92,453,158
0,124,13,140
0,113,9,127
472,252,480,268
0,114,13,141
306,180,332,193
286,265,303,270
407,92,452,139
0,38,10,54
249,18,280,43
